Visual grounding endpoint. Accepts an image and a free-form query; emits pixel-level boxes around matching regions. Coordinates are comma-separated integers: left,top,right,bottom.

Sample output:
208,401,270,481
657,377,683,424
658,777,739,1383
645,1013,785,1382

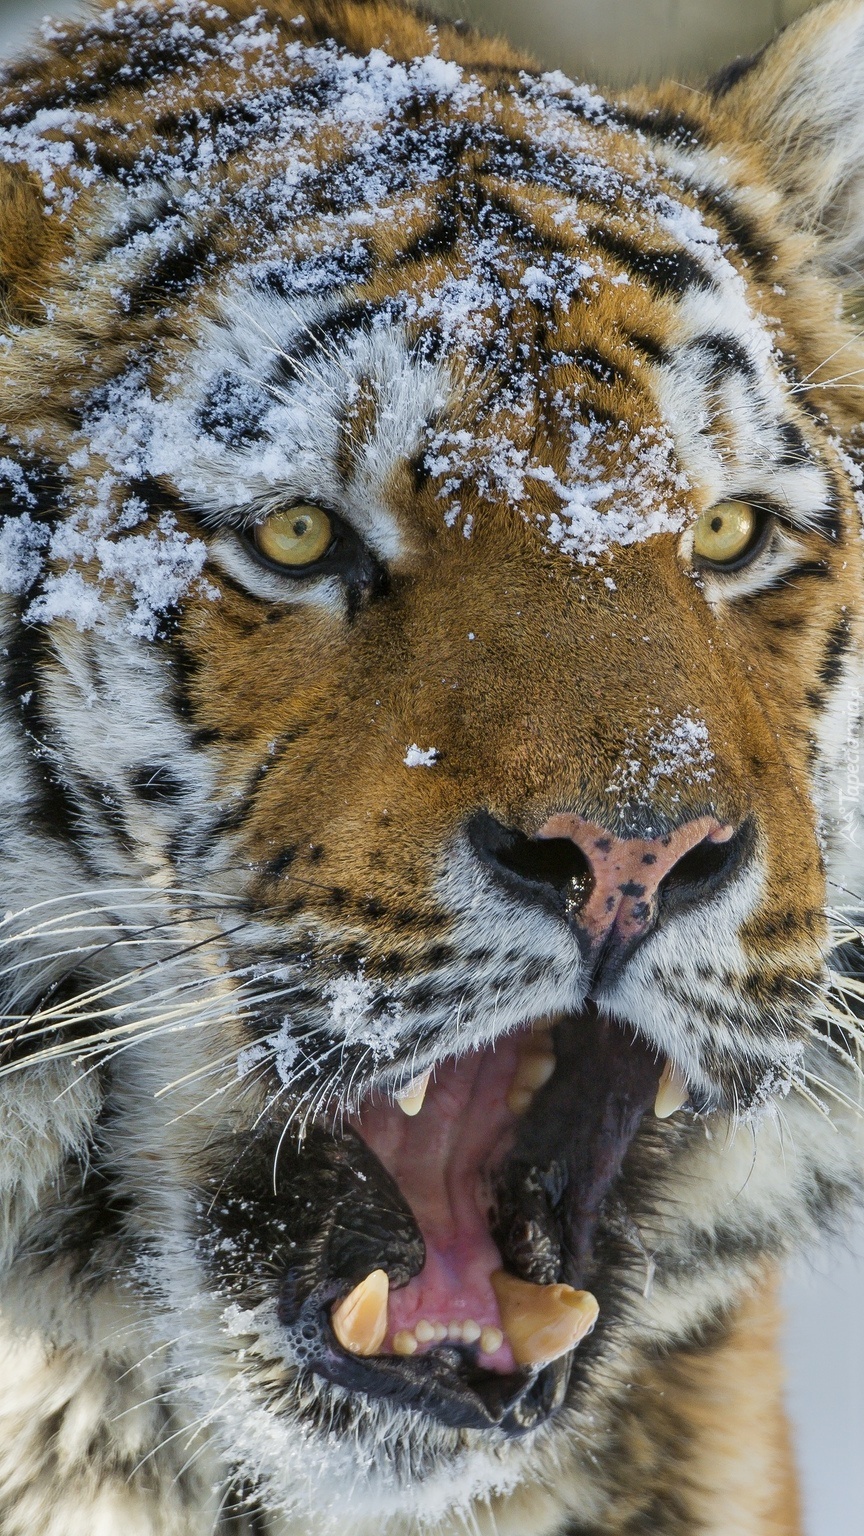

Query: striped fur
0,1,863,1531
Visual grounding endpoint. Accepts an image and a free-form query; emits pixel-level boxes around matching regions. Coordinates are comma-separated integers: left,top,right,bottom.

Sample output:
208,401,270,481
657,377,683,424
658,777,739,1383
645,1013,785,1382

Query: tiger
0,0,862,1530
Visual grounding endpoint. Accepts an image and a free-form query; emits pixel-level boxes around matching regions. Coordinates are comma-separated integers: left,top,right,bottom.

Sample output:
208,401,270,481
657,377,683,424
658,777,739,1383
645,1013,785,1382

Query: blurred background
0,0,861,1532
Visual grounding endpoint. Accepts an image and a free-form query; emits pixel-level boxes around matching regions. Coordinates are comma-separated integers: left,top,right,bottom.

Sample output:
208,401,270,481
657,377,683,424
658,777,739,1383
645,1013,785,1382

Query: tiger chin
0,0,863,1532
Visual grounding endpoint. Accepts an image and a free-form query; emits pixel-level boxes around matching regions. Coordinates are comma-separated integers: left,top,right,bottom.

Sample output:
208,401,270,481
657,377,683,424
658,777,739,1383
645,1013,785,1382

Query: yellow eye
692,501,762,567
253,504,334,568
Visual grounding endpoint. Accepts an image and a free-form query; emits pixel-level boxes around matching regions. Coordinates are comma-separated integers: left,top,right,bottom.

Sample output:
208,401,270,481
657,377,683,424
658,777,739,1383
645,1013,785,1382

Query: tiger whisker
0,966,249,1044
126,1394,229,1481
0,885,244,934
116,1337,184,1382
0,994,248,1079
802,1068,864,1117
0,920,248,999
3,919,255,1036
791,367,864,391
794,325,864,386
796,1019,864,1078
789,1078,837,1125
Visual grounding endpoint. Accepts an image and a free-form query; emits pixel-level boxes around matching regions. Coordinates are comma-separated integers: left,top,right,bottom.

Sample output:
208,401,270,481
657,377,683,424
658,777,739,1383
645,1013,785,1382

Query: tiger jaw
197,1005,681,1433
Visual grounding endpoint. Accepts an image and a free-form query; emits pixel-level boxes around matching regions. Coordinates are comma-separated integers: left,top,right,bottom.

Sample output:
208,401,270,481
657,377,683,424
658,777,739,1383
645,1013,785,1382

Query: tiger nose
467,809,742,950
536,812,738,948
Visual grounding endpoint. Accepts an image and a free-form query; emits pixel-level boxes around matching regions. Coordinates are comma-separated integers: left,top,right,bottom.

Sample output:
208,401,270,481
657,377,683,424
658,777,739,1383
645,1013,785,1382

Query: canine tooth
480,1326,504,1355
393,1329,418,1356
414,1319,435,1343
462,1320,481,1344
491,1271,599,1368
654,1060,689,1119
396,1070,431,1116
513,1050,556,1092
331,1269,389,1356
506,1087,535,1115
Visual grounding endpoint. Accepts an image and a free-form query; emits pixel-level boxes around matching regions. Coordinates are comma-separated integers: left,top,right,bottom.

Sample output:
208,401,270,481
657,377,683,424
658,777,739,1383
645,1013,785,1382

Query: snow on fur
0,0,805,624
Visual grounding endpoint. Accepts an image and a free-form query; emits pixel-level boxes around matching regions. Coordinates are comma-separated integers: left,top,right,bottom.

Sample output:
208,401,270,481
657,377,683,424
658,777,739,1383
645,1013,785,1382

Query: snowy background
0,0,861,1531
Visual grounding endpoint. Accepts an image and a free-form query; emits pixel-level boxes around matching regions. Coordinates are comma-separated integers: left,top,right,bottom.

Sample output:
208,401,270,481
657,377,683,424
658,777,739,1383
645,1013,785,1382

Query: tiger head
1,0,864,1530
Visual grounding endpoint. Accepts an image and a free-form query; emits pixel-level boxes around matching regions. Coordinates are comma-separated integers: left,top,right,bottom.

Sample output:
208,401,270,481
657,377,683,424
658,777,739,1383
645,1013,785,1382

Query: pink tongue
351,1037,522,1372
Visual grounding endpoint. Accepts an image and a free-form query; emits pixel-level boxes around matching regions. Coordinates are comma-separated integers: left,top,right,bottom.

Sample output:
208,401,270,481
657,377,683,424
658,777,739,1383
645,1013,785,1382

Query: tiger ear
712,0,864,284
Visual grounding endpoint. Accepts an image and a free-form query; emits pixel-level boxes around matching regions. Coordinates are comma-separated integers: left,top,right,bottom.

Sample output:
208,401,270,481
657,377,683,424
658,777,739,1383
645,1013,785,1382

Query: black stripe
819,614,853,687
776,417,811,468
250,242,373,299
774,558,832,587
197,372,270,450
572,346,630,387
699,190,775,280
205,796,256,837
3,613,89,853
811,466,843,544
264,846,298,879
79,78,339,187
396,202,461,266
738,558,831,605
0,9,234,128
614,103,704,149
0,447,64,524
89,191,180,263
625,330,668,364
707,44,769,99
120,218,231,319
766,613,806,631
157,625,201,724
587,226,713,296
795,390,831,426
409,449,432,493
76,771,131,849
477,187,580,259
269,301,379,385
692,332,756,379
128,765,186,804
481,132,626,209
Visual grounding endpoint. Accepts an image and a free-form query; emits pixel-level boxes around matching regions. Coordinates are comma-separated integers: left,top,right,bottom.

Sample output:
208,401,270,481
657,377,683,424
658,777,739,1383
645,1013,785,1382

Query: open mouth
252,1007,683,1436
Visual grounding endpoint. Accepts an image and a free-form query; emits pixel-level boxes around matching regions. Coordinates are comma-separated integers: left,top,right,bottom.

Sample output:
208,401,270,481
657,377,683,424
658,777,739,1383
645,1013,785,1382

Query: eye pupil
710,515,723,533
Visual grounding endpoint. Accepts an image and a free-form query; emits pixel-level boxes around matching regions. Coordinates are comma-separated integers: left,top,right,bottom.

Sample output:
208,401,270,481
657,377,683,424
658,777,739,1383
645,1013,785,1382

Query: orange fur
0,3,862,1532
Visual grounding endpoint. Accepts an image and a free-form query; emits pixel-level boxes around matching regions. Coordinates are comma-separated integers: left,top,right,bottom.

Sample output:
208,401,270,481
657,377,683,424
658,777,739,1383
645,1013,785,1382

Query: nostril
500,833,591,893
467,811,594,909
658,818,755,917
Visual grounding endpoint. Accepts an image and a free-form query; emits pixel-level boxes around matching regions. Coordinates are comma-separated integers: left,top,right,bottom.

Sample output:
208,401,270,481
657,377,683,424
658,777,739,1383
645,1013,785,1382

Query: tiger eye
253,504,333,568
692,501,759,566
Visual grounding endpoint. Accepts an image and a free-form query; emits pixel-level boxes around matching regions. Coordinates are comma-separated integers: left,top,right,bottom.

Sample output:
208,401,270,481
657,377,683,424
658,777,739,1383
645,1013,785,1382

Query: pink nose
537,812,736,950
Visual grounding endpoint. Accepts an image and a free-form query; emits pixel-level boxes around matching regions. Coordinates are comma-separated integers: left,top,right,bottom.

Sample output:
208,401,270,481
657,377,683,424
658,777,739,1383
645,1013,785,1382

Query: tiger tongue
351,1034,524,1367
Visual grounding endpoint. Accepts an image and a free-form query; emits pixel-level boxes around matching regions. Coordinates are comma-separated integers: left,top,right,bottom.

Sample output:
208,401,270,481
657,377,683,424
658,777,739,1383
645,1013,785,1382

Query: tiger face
1,1,864,1531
